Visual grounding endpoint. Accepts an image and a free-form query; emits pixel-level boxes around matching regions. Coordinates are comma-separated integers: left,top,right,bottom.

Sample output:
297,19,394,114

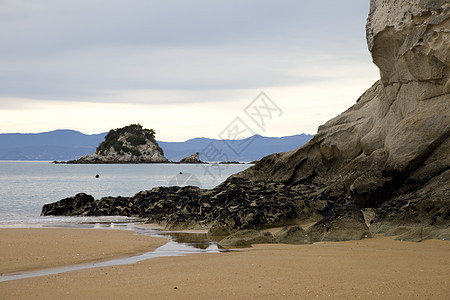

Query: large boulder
274,225,311,244
306,205,371,242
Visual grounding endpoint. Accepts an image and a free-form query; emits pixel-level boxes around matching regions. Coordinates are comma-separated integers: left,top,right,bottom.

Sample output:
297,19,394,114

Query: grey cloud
0,0,371,103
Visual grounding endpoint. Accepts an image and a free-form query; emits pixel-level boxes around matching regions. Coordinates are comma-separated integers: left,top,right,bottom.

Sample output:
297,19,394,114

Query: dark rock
41,178,326,237
370,169,450,234
41,193,95,216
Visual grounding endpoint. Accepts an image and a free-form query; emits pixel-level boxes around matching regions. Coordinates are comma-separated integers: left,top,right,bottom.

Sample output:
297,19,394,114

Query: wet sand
0,228,167,275
0,229,449,299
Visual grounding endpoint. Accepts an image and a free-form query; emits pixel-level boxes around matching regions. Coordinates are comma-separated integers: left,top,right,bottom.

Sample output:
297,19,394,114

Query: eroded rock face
233,0,449,232
367,0,450,86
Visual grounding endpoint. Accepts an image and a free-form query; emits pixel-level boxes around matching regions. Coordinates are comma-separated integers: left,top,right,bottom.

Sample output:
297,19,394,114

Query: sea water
0,161,251,227
0,161,250,281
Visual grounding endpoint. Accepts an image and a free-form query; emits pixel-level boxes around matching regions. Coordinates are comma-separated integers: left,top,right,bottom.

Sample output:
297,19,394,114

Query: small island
66,124,168,163
179,152,201,163
56,124,249,164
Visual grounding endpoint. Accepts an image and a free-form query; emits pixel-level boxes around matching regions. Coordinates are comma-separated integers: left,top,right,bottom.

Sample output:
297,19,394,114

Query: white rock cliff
236,0,449,229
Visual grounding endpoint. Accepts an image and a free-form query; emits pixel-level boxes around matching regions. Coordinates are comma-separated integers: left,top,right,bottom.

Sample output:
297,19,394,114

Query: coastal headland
2,0,450,299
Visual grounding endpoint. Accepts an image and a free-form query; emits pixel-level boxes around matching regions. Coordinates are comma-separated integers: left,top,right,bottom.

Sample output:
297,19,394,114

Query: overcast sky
0,0,379,141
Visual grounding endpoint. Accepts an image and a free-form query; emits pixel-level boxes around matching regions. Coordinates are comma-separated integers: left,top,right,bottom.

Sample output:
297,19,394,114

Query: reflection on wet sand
162,232,213,250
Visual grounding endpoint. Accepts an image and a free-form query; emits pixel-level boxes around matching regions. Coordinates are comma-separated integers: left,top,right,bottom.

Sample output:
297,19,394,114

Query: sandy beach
0,228,167,275
0,228,449,299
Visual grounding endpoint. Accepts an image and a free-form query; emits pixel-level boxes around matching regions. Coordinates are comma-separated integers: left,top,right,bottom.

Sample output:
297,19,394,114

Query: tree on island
96,124,164,156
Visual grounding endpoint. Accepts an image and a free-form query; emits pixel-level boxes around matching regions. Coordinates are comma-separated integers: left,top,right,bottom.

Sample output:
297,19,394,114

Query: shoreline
0,228,448,299
54,160,252,164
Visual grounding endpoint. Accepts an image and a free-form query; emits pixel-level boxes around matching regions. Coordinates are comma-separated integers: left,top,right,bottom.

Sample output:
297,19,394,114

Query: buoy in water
179,172,183,174
95,174,100,178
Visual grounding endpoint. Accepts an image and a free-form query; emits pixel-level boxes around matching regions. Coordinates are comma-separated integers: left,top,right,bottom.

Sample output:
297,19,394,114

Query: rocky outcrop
71,124,168,163
231,0,449,233
41,178,330,229
179,152,201,163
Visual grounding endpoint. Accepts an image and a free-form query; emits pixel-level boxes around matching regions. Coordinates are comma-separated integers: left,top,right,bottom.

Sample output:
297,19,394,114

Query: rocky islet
69,124,168,163
179,152,202,163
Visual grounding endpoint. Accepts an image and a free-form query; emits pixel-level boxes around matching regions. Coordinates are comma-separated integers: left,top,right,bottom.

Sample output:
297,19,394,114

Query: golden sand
0,228,167,274
0,229,449,299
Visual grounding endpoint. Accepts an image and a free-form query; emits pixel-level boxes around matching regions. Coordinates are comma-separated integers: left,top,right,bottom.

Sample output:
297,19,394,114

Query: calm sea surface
0,161,251,227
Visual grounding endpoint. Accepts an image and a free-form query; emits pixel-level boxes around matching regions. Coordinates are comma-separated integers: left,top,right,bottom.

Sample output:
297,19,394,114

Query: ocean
0,161,251,227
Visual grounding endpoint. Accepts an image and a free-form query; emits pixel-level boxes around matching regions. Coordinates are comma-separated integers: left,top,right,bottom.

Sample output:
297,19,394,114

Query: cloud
0,0,372,103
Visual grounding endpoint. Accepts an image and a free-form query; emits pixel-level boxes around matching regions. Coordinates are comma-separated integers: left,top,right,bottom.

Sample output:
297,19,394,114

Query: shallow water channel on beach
0,221,225,282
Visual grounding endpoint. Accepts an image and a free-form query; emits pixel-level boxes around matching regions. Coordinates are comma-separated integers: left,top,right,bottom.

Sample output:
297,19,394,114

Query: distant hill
0,130,313,162
158,134,313,162
0,130,107,161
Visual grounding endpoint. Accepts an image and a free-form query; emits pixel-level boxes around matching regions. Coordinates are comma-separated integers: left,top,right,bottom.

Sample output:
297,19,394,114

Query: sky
0,0,380,142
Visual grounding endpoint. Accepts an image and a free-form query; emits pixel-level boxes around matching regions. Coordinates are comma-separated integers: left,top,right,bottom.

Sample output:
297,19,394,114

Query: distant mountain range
0,130,313,162
158,135,313,162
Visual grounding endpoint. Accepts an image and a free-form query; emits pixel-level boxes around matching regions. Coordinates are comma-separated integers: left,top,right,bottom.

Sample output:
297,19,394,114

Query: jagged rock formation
179,152,201,163
41,178,329,230
71,124,168,163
